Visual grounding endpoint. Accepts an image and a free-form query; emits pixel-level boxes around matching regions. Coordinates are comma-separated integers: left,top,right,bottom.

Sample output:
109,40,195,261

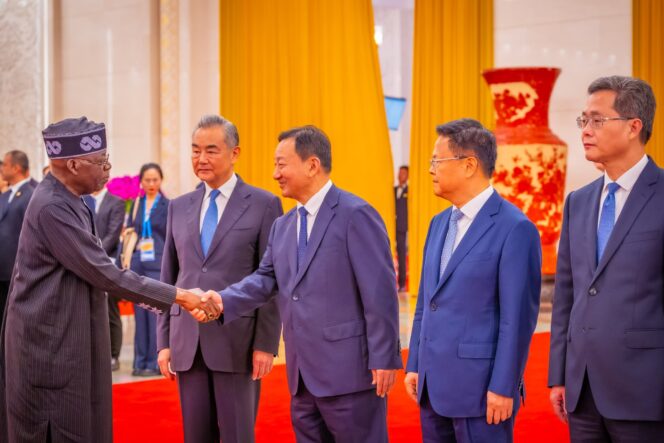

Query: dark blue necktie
597,182,620,261
201,189,221,256
297,206,308,270
83,195,96,213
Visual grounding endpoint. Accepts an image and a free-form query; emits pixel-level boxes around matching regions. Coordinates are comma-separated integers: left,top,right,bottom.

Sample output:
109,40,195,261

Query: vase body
482,67,568,275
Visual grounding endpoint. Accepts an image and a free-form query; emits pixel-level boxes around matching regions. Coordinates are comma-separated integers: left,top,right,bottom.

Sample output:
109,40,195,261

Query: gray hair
436,118,497,177
192,114,240,148
588,76,656,145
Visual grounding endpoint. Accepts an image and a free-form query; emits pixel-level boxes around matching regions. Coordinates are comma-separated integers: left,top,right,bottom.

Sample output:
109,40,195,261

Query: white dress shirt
199,173,238,232
597,154,648,226
451,185,495,251
296,180,333,241
7,177,30,203
92,188,108,213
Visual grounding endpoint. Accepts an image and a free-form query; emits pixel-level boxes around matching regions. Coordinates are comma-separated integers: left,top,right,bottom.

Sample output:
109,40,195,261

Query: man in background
395,165,409,292
157,115,282,443
83,188,126,371
0,150,37,323
404,119,541,442
549,76,664,441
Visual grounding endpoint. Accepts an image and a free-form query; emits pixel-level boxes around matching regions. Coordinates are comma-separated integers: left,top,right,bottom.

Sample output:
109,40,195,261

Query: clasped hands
175,288,223,322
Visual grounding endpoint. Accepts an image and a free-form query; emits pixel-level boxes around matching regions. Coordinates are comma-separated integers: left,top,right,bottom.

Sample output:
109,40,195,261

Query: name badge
139,238,156,262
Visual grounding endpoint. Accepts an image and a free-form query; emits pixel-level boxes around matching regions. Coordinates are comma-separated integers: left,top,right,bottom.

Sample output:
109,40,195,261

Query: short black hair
435,119,496,177
588,76,656,145
278,125,332,173
139,162,163,180
399,165,409,172
5,150,30,173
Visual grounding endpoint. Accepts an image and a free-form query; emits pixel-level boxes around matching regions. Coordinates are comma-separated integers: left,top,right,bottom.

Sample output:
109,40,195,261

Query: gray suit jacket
549,158,664,421
157,178,282,373
95,192,125,258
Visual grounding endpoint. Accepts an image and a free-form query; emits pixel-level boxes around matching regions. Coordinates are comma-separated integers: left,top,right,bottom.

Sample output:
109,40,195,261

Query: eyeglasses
78,154,111,167
429,156,470,169
576,116,636,130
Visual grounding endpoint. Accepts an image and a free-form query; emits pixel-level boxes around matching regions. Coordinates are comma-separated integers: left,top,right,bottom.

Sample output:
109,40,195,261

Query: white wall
494,0,632,193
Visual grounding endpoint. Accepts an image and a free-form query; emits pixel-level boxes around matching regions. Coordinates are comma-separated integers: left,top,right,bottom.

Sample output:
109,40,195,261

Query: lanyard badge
139,194,160,262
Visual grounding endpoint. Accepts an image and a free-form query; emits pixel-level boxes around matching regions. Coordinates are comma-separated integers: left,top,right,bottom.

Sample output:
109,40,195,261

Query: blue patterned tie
597,182,620,261
201,189,221,256
297,206,308,270
439,209,463,279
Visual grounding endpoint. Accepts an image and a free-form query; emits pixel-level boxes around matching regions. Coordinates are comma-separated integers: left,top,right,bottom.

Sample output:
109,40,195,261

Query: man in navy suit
211,125,402,442
156,115,282,443
548,76,664,441
404,119,541,442
0,150,37,323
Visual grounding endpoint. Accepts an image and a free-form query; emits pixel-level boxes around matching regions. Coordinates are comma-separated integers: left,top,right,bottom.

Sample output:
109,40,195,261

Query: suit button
202,267,208,273
430,302,437,311
292,295,299,301
588,287,597,296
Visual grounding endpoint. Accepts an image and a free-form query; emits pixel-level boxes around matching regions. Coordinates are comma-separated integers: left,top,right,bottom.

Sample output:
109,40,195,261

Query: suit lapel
187,186,206,261
203,179,250,262
425,211,449,301
592,160,658,283
0,191,11,221
434,192,500,295
292,186,339,289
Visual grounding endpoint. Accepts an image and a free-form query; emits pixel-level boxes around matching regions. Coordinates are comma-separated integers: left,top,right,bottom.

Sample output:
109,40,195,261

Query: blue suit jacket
406,191,541,418
220,185,403,397
0,181,37,281
548,158,664,421
128,194,169,275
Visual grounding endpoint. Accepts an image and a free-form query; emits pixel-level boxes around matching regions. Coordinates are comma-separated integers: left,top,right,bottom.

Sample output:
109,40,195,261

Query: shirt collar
602,154,648,192
297,180,333,216
9,177,30,196
94,187,107,204
204,173,238,200
454,185,494,221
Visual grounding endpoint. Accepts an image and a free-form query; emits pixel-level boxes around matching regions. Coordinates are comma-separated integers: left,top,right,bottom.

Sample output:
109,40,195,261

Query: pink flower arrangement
106,175,143,212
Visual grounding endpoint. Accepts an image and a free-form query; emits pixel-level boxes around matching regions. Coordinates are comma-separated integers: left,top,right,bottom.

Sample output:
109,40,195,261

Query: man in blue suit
212,125,402,442
0,150,37,324
404,119,541,442
548,76,664,441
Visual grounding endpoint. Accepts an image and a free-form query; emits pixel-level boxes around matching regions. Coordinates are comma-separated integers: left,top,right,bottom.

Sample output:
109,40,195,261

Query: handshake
175,288,224,322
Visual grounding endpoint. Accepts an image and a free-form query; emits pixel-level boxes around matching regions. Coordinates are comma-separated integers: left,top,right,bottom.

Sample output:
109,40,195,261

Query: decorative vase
482,67,568,275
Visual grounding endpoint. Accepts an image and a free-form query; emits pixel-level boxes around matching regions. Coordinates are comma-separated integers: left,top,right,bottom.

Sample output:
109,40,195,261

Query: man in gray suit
0,150,37,323
549,76,664,441
83,188,126,371
157,115,282,443
0,117,220,443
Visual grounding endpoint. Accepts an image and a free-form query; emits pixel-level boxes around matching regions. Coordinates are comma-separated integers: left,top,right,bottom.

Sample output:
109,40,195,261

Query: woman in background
129,163,169,376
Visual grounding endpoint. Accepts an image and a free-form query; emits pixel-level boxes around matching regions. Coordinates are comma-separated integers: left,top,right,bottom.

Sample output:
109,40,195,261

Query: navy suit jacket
0,180,37,281
548,158,664,421
128,194,169,275
157,178,282,373
406,191,541,418
220,185,403,397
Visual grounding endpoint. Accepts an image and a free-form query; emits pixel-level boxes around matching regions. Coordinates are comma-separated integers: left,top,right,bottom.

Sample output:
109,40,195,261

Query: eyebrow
191,143,219,149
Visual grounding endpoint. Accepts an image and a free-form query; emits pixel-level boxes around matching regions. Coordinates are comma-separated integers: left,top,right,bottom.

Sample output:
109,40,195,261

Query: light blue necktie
201,189,221,256
439,209,463,279
597,182,620,262
297,206,308,270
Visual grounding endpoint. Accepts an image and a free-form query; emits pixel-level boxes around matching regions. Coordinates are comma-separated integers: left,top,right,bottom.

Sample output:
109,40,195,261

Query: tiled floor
112,293,552,385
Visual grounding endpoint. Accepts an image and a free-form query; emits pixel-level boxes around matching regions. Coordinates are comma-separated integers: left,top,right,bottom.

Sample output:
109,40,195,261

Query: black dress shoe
131,368,141,376
111,358,120,372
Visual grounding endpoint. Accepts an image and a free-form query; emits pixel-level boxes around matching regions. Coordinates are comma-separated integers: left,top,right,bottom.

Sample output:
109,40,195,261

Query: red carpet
113,333,569,442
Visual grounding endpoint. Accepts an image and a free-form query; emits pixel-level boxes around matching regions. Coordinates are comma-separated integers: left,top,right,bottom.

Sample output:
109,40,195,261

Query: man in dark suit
395,165,408,292
84,188,126,371
156,115,282,443
211,125,402,442
549,76,664,441
0,150,37,323
404,119,541,442
0,117,220,443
